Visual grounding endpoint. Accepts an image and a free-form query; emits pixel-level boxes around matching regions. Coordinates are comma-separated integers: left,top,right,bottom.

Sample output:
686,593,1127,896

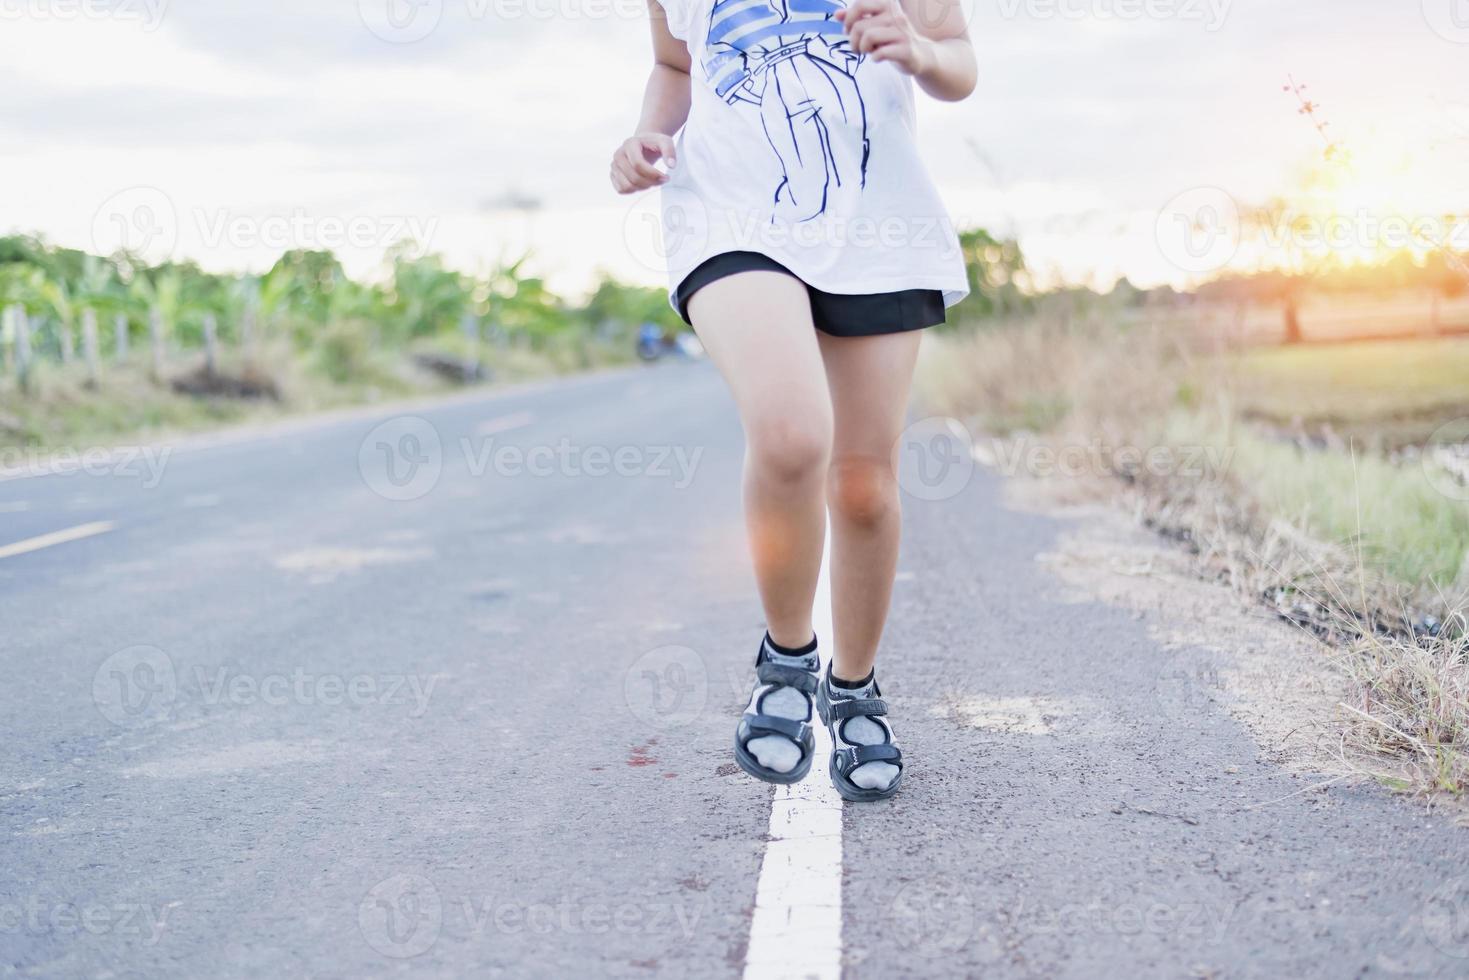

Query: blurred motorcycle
636,323,704,363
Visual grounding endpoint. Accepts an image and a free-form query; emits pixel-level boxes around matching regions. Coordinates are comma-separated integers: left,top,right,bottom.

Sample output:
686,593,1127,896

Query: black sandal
734,650,818,785
817,678,904,802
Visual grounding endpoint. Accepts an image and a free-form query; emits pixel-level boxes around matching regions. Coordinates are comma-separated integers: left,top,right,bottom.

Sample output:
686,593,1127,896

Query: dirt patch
931,695,1068,736
274,546,435,584
121,739,327,779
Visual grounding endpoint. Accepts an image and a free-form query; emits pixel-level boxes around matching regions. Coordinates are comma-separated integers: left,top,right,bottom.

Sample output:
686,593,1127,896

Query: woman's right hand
610,134,678,194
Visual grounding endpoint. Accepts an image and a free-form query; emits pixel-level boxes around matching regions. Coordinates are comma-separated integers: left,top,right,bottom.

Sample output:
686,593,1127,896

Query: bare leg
687,272,832,649
817,329,923,682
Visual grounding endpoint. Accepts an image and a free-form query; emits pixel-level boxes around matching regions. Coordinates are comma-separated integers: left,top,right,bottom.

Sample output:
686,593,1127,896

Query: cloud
1,0,1466,293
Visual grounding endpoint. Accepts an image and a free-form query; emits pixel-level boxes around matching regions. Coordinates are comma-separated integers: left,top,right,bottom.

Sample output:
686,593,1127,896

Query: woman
610,0,975,802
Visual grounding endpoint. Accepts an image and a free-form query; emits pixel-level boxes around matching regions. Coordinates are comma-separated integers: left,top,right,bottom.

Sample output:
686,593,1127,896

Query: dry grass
0,336,617,454
919,313,1469,796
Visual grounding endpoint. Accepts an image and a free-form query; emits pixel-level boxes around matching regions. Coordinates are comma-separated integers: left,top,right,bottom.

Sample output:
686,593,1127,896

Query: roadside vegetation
0,235,684,453
920,294,1469,797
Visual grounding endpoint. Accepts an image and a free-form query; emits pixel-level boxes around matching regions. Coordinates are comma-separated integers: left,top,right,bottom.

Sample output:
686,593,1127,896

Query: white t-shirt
657,0,970,309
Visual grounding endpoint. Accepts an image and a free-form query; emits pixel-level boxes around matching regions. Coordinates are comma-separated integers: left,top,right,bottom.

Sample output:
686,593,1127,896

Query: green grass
1166,402,1469,590
1216,420,1469,588
1229,337,1469,444
1208,338,1469,587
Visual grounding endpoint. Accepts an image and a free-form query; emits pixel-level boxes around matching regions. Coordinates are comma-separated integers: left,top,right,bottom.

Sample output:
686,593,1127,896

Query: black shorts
672,252,947,338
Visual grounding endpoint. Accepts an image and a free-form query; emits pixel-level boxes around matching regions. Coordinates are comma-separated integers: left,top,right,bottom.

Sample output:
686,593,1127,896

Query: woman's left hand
835,0,934,77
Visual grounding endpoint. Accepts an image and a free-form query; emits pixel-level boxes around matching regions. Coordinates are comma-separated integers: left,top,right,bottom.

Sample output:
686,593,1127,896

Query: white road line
474,410,536,436
744,523,843,980
0,521,117,561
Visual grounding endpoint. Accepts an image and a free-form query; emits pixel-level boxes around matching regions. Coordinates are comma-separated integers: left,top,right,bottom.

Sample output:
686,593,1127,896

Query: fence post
202,313,218,379
1,305,12,375
15,308,33,393
115,313,129,363
82,309,101,388
460,312,481,376
149,307,165,381
241,280,259,356
59,318,75,365
240,306,256,357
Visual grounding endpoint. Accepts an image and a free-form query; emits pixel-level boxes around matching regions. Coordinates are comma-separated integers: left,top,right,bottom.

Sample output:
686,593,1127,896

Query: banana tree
129,267,186,379
483,256,566,349
387,248,472,343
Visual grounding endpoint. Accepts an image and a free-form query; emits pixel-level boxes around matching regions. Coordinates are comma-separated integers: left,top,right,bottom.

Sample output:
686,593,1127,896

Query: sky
2,0,1467,296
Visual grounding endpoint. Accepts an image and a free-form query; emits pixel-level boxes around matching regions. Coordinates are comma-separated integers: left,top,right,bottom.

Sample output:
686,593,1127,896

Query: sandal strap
833,743,902,774
740,714,813,748
757,661,818,694
825,697,887,720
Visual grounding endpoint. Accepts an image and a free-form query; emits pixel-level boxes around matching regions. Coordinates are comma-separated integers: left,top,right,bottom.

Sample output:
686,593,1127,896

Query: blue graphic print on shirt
702,0,871,221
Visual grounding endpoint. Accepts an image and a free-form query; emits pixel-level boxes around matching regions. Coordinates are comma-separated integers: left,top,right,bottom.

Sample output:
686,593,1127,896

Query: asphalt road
2,362,1467,978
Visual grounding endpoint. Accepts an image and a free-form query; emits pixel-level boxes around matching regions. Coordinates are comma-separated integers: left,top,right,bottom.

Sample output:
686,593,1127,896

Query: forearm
635,63,692,136
912,36,976,102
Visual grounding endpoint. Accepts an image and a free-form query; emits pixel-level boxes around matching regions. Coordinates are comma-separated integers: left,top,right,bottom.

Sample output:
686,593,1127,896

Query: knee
747,416,831,486
828,454,898,527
